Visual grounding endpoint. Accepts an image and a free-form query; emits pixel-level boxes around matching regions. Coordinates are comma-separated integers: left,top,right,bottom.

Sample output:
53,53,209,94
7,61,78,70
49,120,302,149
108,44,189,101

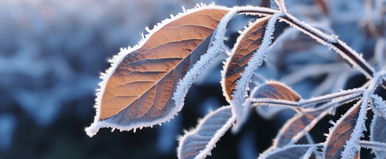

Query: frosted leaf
258,144,314,159
323,100,362,159
341,94,370,159
221,17,270,103
370,115,386,159
231,12,283,132
251,81,301,120
272,109,327,148
251,81,301,102
85,5,232,137
172,7,239,124
177,106,234,159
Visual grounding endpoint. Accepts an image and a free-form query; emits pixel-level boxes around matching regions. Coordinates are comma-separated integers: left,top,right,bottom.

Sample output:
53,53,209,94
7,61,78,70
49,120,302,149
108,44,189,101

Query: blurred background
0,0,384,159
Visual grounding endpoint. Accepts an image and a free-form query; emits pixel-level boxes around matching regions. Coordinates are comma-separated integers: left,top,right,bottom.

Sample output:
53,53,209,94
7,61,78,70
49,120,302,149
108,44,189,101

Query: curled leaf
252,81,301,102
252,81,301,119
177,106,234,159
85,6,229,136
221,16,270,102
230,13,283,132
323,100,361,159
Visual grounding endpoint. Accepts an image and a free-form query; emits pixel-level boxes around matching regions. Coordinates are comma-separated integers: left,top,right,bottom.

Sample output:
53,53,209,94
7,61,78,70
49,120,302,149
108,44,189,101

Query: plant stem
237,7,375,78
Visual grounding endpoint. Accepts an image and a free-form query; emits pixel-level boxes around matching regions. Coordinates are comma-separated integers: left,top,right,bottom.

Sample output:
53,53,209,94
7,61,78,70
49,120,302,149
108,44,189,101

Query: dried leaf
370,115,386,159
177,106,234,159
360,141,386,152
251,81,301,120
229,13,283,132
221,17,270,102
258,144,314,159
252,81,301,102
272,110,326,148
85,6,229,136
324,100,361,159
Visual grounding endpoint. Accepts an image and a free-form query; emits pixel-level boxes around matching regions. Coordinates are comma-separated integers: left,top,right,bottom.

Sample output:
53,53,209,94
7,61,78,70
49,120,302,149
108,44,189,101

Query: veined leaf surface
258,144,314,159
272,110,325,148
85,6,229,136
221,17,270,102
324,100,361,159
252,81,301,102
177,106,234,159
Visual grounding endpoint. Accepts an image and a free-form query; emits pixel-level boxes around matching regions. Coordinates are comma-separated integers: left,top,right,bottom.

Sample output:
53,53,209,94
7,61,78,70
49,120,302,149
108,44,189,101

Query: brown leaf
273,110,325,147
222,17,270,101
324,101,361,159
252,81,301,102
97,8,228,121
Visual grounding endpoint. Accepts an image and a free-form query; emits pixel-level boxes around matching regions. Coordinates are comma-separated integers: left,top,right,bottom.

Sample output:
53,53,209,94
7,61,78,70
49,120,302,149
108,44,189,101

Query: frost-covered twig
371,94,386,118
298,87,365,109
360,140,386,152
250,98,298,107
237,7,375,78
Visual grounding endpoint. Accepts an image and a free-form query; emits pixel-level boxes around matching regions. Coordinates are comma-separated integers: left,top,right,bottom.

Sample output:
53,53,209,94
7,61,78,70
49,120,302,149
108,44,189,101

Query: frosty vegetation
86,0,386,158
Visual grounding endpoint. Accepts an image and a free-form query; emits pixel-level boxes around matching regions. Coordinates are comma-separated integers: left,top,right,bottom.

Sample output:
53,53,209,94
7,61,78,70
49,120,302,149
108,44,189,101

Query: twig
236,7,375,78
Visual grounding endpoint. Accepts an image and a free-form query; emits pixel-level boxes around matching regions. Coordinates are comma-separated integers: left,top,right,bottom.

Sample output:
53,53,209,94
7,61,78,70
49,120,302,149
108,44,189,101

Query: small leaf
258,144,314,159
252,81,301,102
370,115,386,158
252,81,301,119
85,6,229,136
177,106,234,159
272,109,326,148
323,100,361,159
221,17,270,102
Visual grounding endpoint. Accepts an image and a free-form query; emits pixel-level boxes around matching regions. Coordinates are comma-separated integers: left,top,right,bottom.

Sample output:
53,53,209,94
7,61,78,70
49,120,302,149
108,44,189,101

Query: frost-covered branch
236,7,375,78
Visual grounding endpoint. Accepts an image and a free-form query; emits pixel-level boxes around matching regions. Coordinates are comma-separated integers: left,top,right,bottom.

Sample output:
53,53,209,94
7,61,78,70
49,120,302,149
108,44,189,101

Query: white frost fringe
371,94,386,119
85,4,231,137
177,106,235,159
230,12,283,132
172,8,238,116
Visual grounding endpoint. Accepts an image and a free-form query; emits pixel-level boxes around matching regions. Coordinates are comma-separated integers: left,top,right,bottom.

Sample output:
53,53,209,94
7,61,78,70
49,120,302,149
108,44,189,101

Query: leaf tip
85,122,100,137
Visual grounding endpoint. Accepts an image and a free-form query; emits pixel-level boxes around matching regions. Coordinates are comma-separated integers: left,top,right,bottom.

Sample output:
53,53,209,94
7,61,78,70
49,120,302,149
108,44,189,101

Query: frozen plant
85,1,386,159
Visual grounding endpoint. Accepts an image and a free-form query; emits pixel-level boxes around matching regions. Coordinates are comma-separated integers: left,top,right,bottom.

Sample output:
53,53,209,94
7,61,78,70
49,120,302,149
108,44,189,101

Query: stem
360,140,386,152
237,8,375,78
298,88,365,109
303,93,362,112
250,98,298,107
